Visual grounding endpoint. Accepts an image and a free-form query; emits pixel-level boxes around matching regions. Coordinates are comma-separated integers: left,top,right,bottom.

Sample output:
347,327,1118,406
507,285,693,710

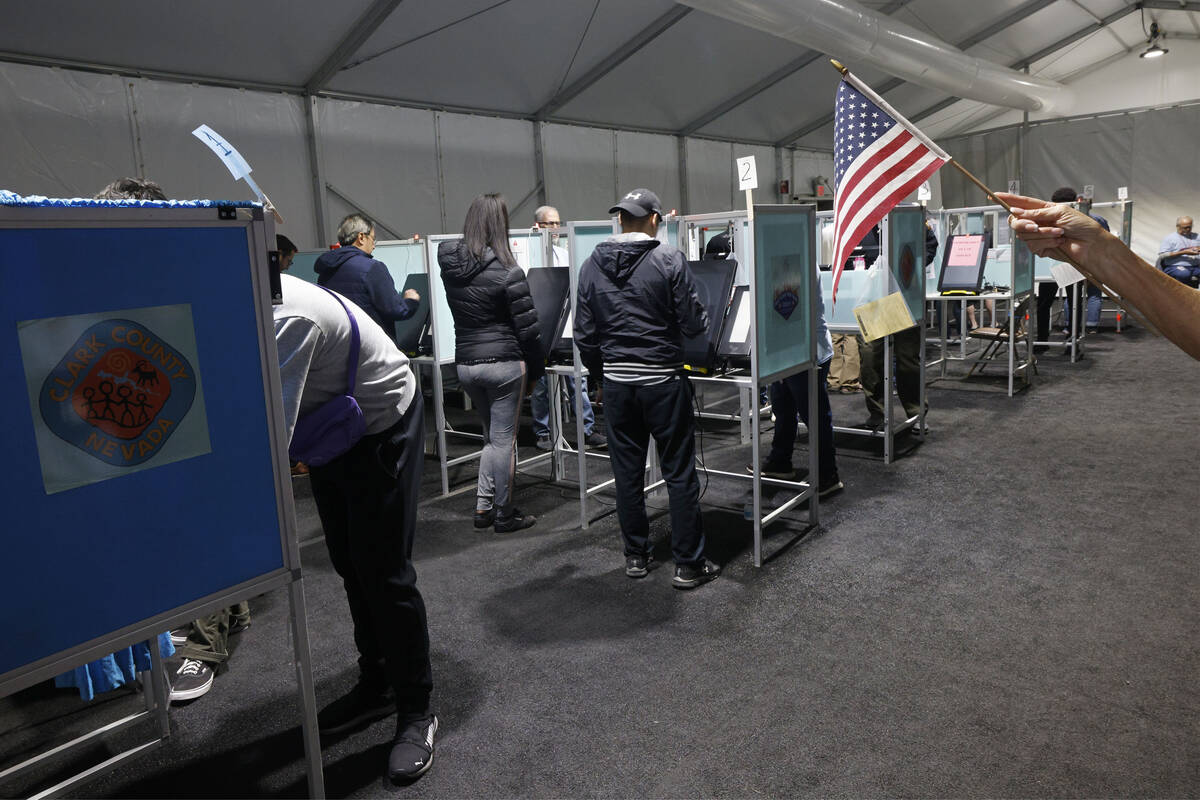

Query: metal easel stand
1029,280,1084,363
0,642,171,800
832,331,926,465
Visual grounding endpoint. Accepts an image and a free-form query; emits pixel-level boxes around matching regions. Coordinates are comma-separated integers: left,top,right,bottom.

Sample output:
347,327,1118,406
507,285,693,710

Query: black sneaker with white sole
818,476,844,499
388,715,438,784
672,560,721,590
169,658,214,702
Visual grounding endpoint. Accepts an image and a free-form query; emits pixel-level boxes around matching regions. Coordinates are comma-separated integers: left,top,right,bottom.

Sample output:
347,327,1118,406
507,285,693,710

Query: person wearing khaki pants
827,333,861,393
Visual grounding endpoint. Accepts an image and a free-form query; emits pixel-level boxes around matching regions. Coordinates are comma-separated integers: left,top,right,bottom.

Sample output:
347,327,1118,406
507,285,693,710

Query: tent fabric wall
615,131,680,219
438,113,537,231
686,138,734,214
317,99,440,246
131,79,315,248
939,105,1200,263
0,63,136,199
542,123,618,225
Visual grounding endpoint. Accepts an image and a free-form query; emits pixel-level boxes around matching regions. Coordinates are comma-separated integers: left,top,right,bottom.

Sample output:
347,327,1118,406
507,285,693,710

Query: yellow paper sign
853,291,915,342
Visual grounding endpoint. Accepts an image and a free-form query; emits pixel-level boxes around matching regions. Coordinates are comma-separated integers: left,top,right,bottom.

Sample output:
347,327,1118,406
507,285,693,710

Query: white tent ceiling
2,0,1199,153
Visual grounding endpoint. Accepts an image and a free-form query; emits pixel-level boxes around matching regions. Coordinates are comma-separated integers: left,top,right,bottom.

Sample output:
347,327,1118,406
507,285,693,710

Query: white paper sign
191,125,253,180
1051,261,1085,289
1117,186,1129,200
1007,179,1020,194
736,156,758,191
1082,184,1095,200
917,182,932,202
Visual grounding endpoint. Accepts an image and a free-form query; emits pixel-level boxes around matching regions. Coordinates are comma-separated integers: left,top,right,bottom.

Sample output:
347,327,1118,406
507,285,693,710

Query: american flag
831,70,950,303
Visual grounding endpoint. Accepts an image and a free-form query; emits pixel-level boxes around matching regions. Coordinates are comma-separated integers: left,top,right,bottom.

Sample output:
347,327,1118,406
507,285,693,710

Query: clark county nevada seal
38,318,197,466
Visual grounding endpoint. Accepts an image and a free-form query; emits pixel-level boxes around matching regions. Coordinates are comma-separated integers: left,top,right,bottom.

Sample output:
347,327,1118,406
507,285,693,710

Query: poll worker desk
925,230,1036,396
816,206,929,464
423,228,553,496
0,198,323,797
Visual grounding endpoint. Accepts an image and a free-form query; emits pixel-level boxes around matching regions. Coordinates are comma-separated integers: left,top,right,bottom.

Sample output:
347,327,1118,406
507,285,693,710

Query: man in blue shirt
1158,216,1200,286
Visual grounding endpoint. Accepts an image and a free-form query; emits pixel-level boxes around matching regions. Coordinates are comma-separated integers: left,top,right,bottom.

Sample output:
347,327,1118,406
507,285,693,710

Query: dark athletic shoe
388,715,438,785
747,459,794,480
818,476,844,499
494,509,536,533
169,626,191,646
317,682,396,736
672,560,721,590
625,554,655,578
473,509,495,529
169,658,214,702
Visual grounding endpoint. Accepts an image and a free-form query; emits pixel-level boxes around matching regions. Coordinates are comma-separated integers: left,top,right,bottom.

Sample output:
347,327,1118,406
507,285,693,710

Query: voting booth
817,205,929,463
0,195,323,797
927,203,1035,396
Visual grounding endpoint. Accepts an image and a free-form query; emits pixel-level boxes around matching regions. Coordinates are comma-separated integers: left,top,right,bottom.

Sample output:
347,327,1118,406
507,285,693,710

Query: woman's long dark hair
462,193,515,267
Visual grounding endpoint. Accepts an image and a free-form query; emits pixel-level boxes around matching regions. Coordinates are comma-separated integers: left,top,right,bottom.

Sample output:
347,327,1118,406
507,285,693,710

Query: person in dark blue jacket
575,188,720,590
315,213,420,342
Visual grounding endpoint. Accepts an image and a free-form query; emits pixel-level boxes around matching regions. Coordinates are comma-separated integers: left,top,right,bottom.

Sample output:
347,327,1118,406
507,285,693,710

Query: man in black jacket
315,213,420,342
575,188,720,589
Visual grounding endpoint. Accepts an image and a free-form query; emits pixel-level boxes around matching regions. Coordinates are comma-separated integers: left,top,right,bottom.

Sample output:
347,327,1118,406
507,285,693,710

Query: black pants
859,327,922,423
603,376,705,566
309,399,432,717
767,362,838,483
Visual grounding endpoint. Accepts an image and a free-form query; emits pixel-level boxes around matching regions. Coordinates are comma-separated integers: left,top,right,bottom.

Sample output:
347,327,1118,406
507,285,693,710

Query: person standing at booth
274,273,437,785
315,213,420,343
855,220,936,432
575,188,720,589
1035,187,1110,349
529,204,604,451
439,194,544,533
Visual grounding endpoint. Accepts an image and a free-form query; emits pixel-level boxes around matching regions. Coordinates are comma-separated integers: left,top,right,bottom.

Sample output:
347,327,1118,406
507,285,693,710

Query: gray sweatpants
457,360,527,514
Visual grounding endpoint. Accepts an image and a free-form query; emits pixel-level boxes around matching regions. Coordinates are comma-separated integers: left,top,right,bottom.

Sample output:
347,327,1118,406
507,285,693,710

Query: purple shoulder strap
315,285,360,397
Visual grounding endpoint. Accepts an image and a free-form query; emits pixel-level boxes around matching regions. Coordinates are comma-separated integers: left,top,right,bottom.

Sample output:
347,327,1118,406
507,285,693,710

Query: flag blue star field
831,71,950,303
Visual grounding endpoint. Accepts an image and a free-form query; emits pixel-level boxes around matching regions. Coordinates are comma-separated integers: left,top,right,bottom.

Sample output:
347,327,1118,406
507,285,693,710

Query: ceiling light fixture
1140,18,1169,59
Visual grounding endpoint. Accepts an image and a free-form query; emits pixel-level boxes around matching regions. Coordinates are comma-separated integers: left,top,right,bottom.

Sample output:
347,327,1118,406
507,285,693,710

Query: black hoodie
437,241,544,381
314,245,416,342
574,235,707,381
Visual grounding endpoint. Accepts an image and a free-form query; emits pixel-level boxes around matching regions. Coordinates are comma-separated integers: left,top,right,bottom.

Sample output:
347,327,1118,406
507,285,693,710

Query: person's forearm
1090,234,1200,360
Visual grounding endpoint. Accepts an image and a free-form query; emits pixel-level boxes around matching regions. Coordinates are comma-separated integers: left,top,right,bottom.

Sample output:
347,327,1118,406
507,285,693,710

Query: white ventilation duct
677,0,1073,113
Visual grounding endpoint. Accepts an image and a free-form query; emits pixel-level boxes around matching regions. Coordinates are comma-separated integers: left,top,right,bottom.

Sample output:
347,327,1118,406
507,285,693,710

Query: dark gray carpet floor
3,323,1198,798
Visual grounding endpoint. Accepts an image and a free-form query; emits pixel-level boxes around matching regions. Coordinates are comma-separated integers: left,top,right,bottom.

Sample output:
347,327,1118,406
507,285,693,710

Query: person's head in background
609,188,663,236
277,234,298,271
463,193,515,267
534,205,562,244
1051,187,1078,204
703,232,731,260
95,177,166,201
337,213,376,255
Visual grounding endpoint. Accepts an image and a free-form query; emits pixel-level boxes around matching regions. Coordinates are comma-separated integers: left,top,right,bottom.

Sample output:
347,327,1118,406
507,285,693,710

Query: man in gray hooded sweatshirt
574,188,720,589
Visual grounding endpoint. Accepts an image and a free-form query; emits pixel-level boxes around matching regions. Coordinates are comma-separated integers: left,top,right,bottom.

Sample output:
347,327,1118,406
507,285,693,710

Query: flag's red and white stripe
831,72,950,304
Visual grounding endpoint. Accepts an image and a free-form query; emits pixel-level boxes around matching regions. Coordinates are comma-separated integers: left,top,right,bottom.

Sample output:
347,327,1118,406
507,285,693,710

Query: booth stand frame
558,210,820,566
424,229,559,497
0,204,323,797
925,204,1035,397
817,208,928,464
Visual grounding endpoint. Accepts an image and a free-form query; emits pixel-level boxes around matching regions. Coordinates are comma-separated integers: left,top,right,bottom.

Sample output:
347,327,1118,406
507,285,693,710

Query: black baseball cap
609,188,663,218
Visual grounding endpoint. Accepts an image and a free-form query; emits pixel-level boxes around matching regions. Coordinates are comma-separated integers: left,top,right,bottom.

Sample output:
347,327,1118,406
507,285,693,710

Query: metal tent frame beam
533,6,692,120
908,1,1143,126
303,0,407,92
677,0,912,138
773,0,1062,147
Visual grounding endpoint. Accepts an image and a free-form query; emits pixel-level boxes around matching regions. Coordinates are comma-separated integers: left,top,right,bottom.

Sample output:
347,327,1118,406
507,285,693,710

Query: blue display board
753,205,815,383
0,217,286,680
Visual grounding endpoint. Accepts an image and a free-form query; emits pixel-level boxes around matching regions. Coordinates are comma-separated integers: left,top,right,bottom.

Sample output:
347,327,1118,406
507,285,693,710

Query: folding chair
966,292,1037,377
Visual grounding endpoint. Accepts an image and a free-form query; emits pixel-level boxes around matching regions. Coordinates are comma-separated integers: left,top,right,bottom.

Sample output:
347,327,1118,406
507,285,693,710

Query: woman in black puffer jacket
438,194,544,533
